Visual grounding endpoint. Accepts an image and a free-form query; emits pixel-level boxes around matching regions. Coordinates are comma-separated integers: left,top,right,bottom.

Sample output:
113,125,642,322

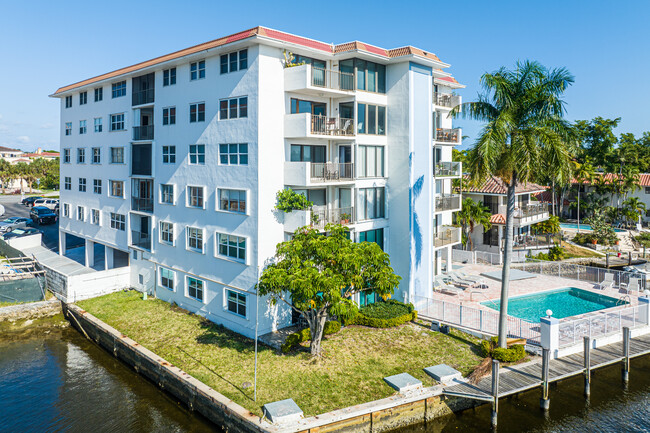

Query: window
163,67,176,86
163,107,176,125
219,97,247,119
63,149,70,163
226,289,246,317
110,113,125,131
219,189,246,213
65,122,72,136
220,49,248,74
290,98,326,115
219,143,248,165
339,59,386,93
79,120,87,134
357,104,386,135
110,147,124,164
359,187,385,220
645,187,650,194
93,179,102,194
187,227,204,252
94,87,103,102
63,203,70,218
189,103,205,123
160,184,174,204
78,178,86,192
217,233,246,261
189,144,205,165
187,186,204,208
94,117,102,133
77,206,85,221
64,176,71,190
187,276,204,302
154,222,172,246
77,148,85,164
92,147,101,164
290,144,326,163
110,180,124,198
190,60,205,80
359,228,384,250
112,81,126,98
358,145,385,177
110,213,126,231
65,96,72,108
159,268,175,291
79,92,87,105
91,209,100,225
162,146,176,164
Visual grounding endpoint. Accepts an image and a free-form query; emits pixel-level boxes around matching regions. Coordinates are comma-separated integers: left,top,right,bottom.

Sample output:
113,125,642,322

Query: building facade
51,27,464,338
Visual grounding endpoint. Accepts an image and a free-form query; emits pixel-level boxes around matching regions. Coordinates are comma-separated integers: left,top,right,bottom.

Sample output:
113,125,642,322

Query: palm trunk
551,180,556,216
498,171,517,348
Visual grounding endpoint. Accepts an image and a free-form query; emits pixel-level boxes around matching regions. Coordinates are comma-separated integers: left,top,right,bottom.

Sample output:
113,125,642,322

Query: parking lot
0,195,64,252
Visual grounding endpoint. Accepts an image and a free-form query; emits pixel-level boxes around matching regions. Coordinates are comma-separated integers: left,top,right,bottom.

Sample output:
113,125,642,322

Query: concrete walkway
22,245,94,277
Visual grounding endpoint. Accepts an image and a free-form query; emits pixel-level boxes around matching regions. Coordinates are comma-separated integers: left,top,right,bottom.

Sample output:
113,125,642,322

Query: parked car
30,206,58,225
21,196,44,206
1,227,41,240
0,217,31,233
33,198,59,210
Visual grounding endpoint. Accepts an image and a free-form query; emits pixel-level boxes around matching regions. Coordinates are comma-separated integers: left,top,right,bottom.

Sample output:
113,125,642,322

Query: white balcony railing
434,161,462,177
311,67,355,91
434,128,461,144
434,226,461,247
311,115,355,136
433,92,461,108
435,194,462,212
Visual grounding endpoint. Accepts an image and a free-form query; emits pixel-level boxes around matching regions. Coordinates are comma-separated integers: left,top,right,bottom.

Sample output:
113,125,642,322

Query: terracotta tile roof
571,172,650,187
24,152,59,157
438,76,459,84
533,190,569,206
463,175,547,195
53,26,451,96
490,214,506,224
0,146,22,153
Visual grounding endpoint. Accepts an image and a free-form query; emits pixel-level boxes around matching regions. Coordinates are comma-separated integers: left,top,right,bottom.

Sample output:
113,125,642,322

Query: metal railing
413,295,541,344
132,125,154,141
435,194,462,212
311,115,355,136
435,128,461,143
434,161,462,177
434,226,461,247
130,230,151,250
132,88,154,106
311,67,355,91
512,234,556,251
131,197,153,213
433,92,461,108
558,305,643,348
452,248,534,265
310,162,354,181
310,206,355,229
514,203,550,220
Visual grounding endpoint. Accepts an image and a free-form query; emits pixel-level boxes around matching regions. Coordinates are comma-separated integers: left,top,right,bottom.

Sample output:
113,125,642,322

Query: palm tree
573,160,595,231
623,197,646,228
0,159,10,194
452,60,576,348
455,198,492,251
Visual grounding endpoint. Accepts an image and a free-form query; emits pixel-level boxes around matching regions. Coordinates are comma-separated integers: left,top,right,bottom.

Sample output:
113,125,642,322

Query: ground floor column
85,239,94,268
58,230,66,256
105,246,114,270
446,245,453,272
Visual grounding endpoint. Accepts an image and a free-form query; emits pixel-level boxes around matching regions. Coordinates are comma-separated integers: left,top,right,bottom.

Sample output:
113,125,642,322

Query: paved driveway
0,195,63,252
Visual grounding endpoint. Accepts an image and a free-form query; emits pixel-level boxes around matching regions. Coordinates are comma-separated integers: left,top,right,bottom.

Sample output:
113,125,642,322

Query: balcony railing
514,203,550,220
433,92,461,108
131,230,151,250
434,128,461,144
132,88,154,106
434,161,462,177
131,197,154,213
310,162,354,182
311,115,355,136
311,206,355,229
434,226,461,247
435,194,462,212
311,67,355,91
133,125,154,141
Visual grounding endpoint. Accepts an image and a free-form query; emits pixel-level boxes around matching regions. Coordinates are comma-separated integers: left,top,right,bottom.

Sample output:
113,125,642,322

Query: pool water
560,223,627,233
481,288,625,323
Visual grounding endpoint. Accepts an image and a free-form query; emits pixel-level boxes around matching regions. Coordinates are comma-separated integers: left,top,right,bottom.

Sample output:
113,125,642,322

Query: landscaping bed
78,291,483,417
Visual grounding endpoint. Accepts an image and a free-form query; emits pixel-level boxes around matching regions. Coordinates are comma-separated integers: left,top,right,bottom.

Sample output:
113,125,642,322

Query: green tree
623,197,646,228
575,117,620,169
257,224,401,356
453,60,576,348
573,159,595,225
455,198,492,251
0,159,11,194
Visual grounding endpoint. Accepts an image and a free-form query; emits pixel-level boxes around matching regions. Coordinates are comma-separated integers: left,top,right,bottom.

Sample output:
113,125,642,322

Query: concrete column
85,239,94,268
540,316,559,358
105,246,114,270
58,230,67,256
446,246,453,272
639,296,650,325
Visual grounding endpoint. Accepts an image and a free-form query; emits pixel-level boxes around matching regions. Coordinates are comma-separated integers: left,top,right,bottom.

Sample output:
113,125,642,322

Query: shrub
479,336,526,362
532,245,564,261
323,320,341,335
276,188,313,212
281,320,341,353
349,300,417,328
479,340,492,357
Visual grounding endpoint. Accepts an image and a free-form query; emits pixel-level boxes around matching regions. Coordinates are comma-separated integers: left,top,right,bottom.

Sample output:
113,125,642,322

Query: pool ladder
617,295,631,306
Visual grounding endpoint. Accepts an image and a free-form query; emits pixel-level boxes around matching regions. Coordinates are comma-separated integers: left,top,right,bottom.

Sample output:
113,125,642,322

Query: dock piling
584,336,591,397
491,360,499,428
622,327,630,383
540,348,550,410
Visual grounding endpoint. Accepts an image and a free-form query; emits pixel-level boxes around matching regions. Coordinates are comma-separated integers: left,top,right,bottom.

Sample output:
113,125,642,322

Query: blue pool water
481,288,625,323
560,223,627,233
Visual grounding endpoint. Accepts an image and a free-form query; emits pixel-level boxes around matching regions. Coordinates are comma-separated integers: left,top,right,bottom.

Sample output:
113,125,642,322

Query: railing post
459,305,463,327
540,348,550,410
584,336,591,397
491,360,499,428
480,309,483,332
540,316,559,357
622,327,630,383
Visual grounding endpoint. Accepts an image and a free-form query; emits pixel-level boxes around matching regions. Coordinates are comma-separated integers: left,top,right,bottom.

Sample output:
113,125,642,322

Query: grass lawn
561,241,603,259
78,291,483,417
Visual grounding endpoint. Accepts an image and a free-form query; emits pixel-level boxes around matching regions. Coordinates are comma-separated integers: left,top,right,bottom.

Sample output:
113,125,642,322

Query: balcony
434,128,461,144
131,197,153,213
284,161,354,186
434,226,461,248
131,230,151,250
131,144,152,176
435,194,462,212
132,88,155,106
284,64,354,96
513,203,550,226
283,206,354,233
285,113,355,139
132,72,155,106
133,125,154,141
434,161,462,177
433,92,461,109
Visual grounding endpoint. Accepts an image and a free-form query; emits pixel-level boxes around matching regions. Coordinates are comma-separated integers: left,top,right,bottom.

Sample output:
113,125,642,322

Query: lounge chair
451,271,484,285
446,272,480,288
434,276,464,296
623,277,640,294
598,273,615,290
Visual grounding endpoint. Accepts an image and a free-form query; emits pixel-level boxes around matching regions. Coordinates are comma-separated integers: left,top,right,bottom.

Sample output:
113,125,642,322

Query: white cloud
16,136,30,143
39,123,54,130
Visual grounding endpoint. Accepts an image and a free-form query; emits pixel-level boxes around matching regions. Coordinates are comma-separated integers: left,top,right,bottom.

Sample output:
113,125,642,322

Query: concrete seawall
0,300,62,322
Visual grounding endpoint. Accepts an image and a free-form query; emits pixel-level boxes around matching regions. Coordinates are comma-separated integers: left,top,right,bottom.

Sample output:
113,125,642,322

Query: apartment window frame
186,186,205,209
190,60,206,81
77,148,85,164
77,206,85,221
358,187,386,221
110,212,126,231
93,179,102,194
78,177,86,192
63,149,71,163
65,96,72,108
160,184,175,205
162,106,176,125
79,120,87,135
219,143,248,165
110,113,125,131
358,228,385,250
226,289,247,318
110,147,124,164
163,67,177,86
91,147,101,164
189,144,205,165
94,117,103,133
91,209,100,225
94,87,103,102
65,122,72,136
79,91,87,105
186,276,204,302
217,233,246,263
358,145,385,178
111,81,126,98
109,180,124,198
219,97,247,120
159,221,174,245
186,226,204,253
64,176,71,190
189,102,205,123
218,189,247,214
357,103,386,135
62,203,70,218
162,145,176,164
159,267,175,291
220,49,248,74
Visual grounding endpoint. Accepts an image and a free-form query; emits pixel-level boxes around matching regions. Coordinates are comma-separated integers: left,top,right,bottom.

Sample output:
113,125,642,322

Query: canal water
0,320,215,433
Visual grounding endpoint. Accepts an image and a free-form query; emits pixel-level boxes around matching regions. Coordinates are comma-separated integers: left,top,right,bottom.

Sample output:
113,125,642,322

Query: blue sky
0,0,648,151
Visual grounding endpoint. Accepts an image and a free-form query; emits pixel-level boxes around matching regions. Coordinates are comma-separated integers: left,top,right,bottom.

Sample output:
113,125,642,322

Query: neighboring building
0,146,25,164
23,148,60,161
462,176,550,253
50,26,464,338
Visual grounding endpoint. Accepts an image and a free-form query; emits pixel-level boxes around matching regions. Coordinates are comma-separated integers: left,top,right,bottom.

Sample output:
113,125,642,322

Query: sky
0,0,648,151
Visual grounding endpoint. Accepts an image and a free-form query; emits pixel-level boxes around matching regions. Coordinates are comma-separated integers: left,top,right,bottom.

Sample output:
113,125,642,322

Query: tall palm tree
623,197,646,228
573,159,595,231
455,198,492,251
452,60,576,347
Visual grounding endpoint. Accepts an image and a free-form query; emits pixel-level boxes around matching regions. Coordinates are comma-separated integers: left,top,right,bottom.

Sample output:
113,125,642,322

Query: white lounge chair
624,277,640,294
434,277,463,296
598,273,615,290
451,271,484,285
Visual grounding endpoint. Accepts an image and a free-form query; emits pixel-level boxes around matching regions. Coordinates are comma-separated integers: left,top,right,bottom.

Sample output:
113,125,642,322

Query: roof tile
463,175,547,195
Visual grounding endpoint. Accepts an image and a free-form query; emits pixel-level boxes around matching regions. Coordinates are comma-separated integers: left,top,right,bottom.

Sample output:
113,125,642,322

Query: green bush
281,320,341,353
323,320,341,335
349,300,417,328
479,336,526,362
532,245,565,261
275,188,313,212
479,340,492,357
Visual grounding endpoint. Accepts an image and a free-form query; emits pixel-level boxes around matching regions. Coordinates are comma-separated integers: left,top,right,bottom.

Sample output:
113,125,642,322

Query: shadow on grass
413,320,484,357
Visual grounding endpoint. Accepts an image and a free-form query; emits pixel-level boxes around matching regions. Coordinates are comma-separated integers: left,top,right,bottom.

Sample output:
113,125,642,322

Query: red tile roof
53,26,452,95
23,152,59,158
463,175,547,195
533,190,570,206
571,173,650,187
490,214,506,224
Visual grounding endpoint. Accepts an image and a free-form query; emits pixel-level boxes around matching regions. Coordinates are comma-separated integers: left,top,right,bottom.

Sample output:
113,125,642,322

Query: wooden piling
491,360,499,427
540,348,550,410
622,327,630,383
584,336,591,397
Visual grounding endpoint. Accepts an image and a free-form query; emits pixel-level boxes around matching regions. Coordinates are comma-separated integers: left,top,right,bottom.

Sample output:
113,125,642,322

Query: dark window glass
229,99,237,118
367,105,376,134
377,64,386,93
377,106,386,135
229,52,238,72
239,49,248,70
357,103,366,134
219,100,228,119
220,55,228,74
239,97,247,118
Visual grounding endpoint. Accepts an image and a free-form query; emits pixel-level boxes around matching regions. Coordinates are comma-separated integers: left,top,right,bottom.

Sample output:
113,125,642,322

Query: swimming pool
481,287,625,322
560,223,627,233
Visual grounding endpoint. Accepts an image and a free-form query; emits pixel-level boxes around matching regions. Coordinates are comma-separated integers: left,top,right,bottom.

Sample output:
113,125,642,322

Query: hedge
349,300,417,328
479,336,526,362
281,320,341,353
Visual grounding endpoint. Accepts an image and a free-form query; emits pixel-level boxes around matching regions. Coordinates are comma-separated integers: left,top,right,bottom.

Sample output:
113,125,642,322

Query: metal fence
558,305,644,348
413,295,541,344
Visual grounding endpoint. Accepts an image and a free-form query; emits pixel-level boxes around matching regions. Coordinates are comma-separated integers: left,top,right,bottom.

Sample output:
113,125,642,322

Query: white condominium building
51,27,464,338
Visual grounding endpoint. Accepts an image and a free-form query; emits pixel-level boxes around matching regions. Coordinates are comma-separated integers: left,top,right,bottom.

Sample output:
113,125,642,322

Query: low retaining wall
0,299,62,322
46,266,131,303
